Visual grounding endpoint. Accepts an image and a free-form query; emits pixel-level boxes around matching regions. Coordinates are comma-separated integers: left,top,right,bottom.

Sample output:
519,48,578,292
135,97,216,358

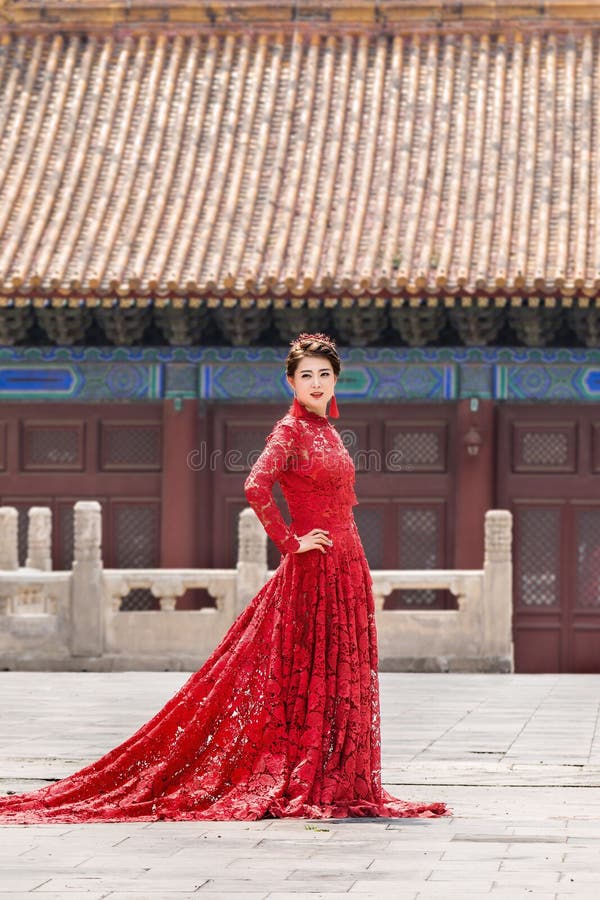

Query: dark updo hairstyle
285,332,341,378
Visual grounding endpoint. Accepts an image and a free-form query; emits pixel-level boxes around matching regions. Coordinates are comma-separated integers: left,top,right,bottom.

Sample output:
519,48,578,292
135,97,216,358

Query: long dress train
0,402,448,822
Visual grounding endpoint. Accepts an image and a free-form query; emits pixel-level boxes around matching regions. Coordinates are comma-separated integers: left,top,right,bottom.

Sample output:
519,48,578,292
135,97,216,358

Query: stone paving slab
1,672,600,897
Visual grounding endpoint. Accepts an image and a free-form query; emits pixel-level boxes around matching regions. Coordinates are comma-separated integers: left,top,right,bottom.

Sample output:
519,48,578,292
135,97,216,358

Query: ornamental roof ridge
3,2,600,34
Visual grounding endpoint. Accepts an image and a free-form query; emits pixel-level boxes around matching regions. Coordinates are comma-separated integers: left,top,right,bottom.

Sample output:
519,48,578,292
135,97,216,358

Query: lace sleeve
244,420,301,555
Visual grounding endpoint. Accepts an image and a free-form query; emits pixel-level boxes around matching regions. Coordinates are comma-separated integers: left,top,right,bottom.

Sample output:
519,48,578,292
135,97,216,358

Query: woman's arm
244,420,301,555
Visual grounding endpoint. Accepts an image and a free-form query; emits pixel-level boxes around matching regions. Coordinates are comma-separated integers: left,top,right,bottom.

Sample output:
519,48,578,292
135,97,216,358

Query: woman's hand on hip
295,528,334,554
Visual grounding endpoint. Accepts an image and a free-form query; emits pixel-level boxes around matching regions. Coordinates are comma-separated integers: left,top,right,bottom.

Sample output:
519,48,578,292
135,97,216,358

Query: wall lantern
464,425,483,457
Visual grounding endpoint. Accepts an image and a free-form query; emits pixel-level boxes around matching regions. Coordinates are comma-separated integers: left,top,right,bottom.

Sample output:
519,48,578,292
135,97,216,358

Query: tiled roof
1,28,600,302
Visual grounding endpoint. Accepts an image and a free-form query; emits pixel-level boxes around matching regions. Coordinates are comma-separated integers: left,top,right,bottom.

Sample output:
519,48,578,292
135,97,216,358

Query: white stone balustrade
372,511,513,671
103,570,237,612
26,507,52,571
0,507,18,571
71,501,104,657
0,503,513,672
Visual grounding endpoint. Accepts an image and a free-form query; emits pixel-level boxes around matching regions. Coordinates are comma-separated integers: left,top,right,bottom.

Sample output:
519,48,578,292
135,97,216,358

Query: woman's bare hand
295,528,334,554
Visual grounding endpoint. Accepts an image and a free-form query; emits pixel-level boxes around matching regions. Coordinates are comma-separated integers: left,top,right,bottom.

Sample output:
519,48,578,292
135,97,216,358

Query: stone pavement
1,672,600,899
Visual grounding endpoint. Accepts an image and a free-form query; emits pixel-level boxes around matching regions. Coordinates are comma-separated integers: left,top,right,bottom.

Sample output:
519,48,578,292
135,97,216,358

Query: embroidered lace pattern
0,404,448,822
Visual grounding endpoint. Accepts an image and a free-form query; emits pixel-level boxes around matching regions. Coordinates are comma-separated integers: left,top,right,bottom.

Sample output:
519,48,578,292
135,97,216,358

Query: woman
0,333,447,822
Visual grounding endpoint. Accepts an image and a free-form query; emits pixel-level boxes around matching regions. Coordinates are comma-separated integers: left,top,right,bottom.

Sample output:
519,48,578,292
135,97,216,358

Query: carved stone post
236,507,268,614
0,507,19,570
482,509,514,672
71,501,103,657
26,507,52,571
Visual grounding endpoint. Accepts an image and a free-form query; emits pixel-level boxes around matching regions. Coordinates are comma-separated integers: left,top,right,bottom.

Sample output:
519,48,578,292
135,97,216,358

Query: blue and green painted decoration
0,347,598,403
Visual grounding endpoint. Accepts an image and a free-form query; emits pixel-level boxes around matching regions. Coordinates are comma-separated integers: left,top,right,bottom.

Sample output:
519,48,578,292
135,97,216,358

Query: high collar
288,400,330,426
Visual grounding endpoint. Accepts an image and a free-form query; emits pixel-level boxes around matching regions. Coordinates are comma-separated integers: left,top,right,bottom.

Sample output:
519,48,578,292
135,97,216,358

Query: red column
161,398,199,568
454,398,495,570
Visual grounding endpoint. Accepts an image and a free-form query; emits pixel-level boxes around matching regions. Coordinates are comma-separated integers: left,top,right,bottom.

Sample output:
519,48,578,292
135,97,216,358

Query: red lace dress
0,403,448,823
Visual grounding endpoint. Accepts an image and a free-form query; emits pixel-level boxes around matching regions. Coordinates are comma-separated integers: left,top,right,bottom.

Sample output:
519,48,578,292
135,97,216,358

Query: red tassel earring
291,395,304,417
329,394,340,418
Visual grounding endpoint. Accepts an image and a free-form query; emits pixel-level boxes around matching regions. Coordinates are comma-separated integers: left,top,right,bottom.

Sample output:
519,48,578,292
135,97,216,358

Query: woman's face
287,355,337,417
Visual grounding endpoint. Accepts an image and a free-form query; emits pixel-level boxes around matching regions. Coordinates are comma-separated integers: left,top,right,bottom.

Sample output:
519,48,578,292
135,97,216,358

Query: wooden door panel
0,404,163,610
572,629,600,673
571,504,600,672
514,626,562,674
574,506,600,609
0,420,6,471
498,405,600,672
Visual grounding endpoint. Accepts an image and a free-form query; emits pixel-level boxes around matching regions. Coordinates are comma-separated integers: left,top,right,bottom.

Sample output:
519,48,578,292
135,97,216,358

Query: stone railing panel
375,574,487,672
104,569,237,612
371,570,479,611
0,504,513,672
0,571,71,662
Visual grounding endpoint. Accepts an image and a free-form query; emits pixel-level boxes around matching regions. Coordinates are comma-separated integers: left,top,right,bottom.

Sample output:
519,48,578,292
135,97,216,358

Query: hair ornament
289,332,337,351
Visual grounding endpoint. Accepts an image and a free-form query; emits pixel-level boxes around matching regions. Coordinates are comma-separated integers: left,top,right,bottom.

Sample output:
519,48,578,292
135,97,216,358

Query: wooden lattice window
592,424,600,474
0,422,6,471
336,424,371,471
58,501,76,570
384,423,447,473
516,507,560,608
385,505,448,609
100,422,161,471
576,509,600,608
512,423,576,473
223,424,273,473
113,503,160,611
354,506,385,569
21,421,84,471
15,502,33,567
